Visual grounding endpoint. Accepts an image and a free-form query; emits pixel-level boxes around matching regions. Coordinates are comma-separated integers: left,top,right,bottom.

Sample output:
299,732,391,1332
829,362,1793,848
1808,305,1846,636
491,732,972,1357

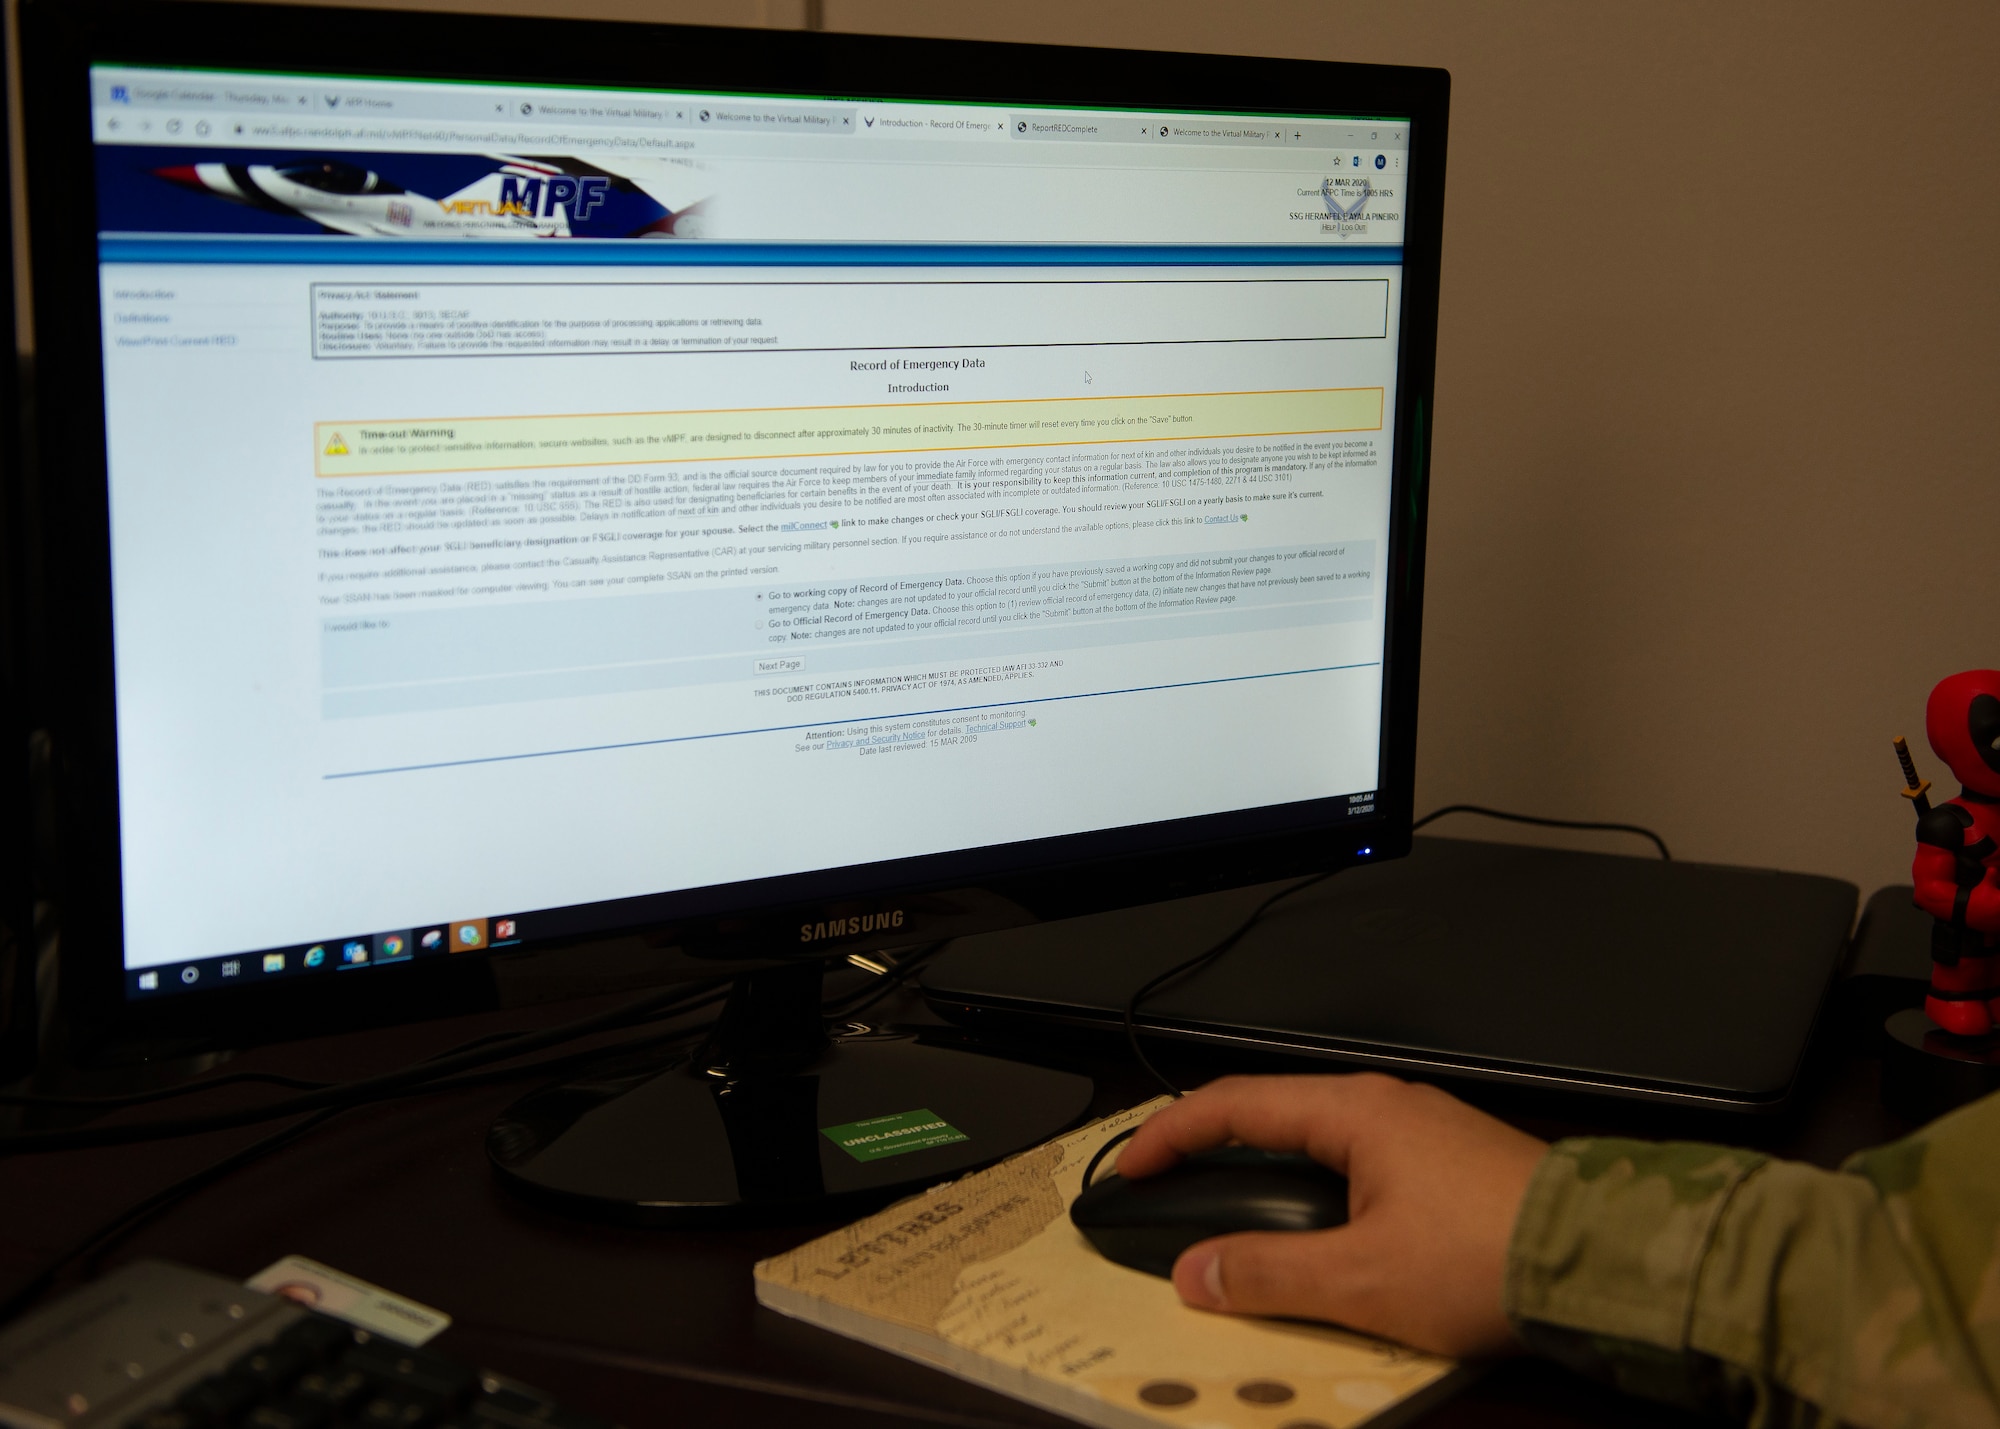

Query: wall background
56,1,2000,895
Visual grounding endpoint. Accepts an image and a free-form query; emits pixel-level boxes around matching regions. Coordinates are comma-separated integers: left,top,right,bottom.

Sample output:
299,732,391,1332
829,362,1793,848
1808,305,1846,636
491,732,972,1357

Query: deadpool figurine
1910,670,2000,1037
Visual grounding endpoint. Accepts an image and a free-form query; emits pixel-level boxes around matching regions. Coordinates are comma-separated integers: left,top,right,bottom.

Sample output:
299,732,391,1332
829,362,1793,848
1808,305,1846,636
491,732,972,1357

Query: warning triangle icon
324,433,349,456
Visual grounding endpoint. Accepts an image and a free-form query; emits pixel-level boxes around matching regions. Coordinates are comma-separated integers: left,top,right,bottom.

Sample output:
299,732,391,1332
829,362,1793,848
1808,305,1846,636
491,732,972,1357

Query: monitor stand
486,958,1094,1224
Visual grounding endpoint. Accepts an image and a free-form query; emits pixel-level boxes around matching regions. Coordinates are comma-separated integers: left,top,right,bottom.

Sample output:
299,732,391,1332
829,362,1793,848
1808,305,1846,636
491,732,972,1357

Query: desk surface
1,971,1919,1429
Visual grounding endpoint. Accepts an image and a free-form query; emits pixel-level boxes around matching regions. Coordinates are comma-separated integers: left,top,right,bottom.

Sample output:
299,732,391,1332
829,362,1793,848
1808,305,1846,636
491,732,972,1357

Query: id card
246,1255,450,1346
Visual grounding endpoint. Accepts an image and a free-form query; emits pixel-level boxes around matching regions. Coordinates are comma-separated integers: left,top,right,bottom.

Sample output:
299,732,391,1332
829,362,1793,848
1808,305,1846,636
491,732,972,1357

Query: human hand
1115,1073,1549,1357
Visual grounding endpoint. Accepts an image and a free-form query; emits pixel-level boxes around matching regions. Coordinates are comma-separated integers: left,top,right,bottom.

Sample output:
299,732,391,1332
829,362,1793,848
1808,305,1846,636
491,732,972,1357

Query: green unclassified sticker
821,1108,969,1163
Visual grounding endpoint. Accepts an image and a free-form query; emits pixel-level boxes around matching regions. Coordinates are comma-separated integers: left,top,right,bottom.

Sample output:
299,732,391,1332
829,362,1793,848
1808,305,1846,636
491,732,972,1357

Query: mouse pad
756,1103,1470,1429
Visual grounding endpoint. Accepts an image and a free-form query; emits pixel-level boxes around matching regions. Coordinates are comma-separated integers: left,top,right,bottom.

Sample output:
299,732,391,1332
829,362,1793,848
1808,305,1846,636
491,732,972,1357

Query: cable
411,951,937,1097
0,1069,332,1109
1411,803,1671,860
0,1106,346,1328
1079,1126,1138,1189
0,945,939,1155
1116,804,1667,1098
0,951,933,1317
0,975,736,1157
0,954,901,1314
0,1024,583,1111
0,1012,689,1118
388,989,737,1096
0,1020,596,1324
4,980,776,1320
1124,871,1340,1100
823,942,949,1021
407,955,924,1097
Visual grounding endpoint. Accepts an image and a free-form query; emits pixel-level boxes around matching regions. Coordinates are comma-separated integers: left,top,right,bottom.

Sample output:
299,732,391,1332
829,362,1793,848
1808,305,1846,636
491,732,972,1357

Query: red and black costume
1912,669,2000,1037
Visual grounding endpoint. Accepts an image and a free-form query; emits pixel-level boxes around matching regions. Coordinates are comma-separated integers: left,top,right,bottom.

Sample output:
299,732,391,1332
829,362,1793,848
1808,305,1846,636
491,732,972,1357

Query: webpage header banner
92,66,1411,250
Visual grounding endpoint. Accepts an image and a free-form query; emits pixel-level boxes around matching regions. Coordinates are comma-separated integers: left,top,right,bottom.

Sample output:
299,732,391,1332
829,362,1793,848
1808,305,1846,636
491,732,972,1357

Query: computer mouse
1069,1146,1349,1279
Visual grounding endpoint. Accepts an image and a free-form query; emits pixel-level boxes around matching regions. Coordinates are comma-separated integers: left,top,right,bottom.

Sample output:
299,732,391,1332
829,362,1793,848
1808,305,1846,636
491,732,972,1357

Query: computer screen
27,5,1440,1042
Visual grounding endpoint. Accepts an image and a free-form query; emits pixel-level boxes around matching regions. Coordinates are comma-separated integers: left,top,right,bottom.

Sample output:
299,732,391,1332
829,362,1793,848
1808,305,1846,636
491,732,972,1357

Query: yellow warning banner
312,388,1384,479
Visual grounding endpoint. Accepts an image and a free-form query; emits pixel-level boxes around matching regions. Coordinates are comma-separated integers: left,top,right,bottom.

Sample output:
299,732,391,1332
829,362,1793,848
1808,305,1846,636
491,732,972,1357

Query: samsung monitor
22,0,1446,1217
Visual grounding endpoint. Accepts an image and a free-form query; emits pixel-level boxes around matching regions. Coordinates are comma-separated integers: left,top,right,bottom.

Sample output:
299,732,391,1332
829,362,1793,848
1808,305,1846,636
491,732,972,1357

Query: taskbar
121,785,1385,1000
124,914,523,999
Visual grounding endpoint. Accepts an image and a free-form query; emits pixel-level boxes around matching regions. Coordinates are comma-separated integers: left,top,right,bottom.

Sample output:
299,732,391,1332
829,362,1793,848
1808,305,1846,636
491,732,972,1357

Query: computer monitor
22,0,1446,1217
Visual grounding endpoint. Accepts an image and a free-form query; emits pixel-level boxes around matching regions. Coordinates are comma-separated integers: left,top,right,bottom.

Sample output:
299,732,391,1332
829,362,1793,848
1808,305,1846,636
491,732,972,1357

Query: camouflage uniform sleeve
1503,1091,2000,1429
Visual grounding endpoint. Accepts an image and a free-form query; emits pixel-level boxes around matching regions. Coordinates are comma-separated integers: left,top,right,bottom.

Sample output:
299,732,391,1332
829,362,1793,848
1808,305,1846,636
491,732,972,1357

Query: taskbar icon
128,913,531,998
375,929,413,965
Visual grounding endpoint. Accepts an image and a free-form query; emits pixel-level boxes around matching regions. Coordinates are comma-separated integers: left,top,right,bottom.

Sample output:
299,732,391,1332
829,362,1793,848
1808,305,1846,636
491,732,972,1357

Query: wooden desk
0,972,1918,1429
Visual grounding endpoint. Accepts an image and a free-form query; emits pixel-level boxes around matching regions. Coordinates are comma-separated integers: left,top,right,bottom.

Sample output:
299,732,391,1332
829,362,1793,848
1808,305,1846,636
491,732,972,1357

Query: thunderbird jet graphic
153,154,707,239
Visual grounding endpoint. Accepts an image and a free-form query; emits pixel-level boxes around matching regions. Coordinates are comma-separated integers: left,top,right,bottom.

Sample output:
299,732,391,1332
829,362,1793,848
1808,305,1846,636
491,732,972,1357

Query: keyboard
0,1260,614,1429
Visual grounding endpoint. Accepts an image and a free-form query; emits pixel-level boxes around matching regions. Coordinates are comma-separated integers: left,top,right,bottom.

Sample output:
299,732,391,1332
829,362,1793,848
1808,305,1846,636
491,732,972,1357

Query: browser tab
695,102,854,134
324,92,394,113
1004,112,1407,153
100,77,228,109
1009,113,1109,141
1156,120,1288,146
518,96,687,128
857,106,1009,140
214,85,302,111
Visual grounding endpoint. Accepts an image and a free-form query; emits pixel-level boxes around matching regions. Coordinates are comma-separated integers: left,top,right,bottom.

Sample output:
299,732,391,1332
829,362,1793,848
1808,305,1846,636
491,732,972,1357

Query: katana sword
1893,735,1933,817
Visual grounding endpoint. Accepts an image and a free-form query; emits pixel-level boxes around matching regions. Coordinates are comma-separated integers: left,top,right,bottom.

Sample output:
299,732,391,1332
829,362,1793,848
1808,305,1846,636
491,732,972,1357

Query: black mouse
1069,1146,1350,1278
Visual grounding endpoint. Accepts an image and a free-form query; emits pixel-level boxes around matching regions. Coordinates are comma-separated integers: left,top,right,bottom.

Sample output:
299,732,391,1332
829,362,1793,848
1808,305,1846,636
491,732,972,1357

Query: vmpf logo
497,173,610,221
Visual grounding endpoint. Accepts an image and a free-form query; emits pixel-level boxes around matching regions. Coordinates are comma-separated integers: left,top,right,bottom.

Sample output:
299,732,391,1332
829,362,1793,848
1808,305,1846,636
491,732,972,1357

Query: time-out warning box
313,388,1384,478
755,1101,1468,1429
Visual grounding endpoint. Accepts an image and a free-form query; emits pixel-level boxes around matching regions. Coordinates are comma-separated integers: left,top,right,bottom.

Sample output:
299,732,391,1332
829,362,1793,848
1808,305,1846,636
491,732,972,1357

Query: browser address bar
241,119,698,153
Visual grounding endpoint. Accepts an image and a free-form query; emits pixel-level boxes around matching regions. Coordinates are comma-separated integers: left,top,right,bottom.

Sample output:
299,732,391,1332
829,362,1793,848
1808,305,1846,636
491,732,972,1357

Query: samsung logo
800,909,906,943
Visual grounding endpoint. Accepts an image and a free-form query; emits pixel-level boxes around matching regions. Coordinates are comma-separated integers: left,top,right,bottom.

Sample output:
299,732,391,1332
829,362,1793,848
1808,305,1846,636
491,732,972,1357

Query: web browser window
89,66,1413,990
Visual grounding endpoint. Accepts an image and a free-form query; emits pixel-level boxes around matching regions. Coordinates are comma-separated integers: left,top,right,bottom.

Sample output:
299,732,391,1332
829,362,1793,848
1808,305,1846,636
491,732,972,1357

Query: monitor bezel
21,0,1447,1058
